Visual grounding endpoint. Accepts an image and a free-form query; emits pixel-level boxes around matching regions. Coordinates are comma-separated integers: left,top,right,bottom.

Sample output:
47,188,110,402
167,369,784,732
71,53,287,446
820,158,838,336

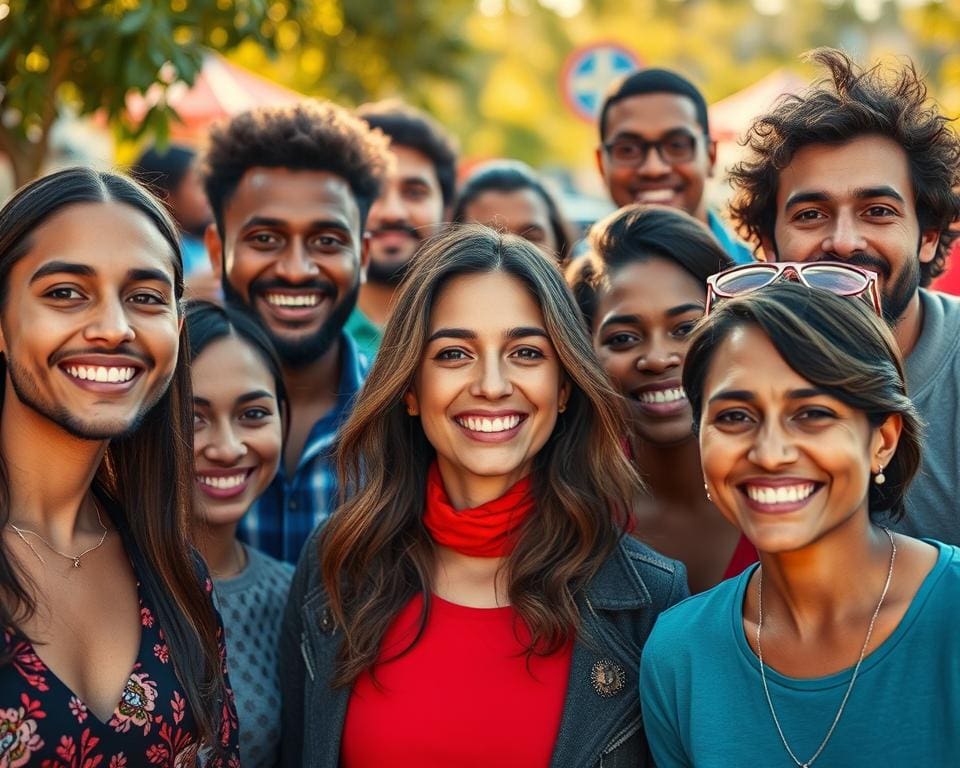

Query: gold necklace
7,502,109,568
756,526,896,767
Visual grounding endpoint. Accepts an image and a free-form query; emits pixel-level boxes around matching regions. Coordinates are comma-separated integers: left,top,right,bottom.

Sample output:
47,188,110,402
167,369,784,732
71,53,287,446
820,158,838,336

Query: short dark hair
682,282,923,522
566,204,733,329
451,160,574,265
730,48,960,286
356,99,459,207
131,144,196,197
598,68,710,142
185,300,288,435
202,100,389,234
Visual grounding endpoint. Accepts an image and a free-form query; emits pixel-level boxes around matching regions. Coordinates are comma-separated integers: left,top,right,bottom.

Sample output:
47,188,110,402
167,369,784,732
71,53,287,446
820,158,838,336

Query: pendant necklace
756,526,896,767
7,502,109,569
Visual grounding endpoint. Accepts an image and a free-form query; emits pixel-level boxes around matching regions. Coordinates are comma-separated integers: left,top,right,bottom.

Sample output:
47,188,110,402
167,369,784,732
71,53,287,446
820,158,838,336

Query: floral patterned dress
0,569,240,768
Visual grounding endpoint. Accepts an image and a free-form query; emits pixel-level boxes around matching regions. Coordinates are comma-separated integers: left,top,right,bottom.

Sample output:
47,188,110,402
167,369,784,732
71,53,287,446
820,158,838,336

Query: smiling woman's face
698,324,897,553
404,270,569,506
593,257,704,445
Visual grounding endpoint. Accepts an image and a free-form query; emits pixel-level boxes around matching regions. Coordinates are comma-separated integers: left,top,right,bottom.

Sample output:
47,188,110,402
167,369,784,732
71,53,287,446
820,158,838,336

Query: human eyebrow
708,389,755,405
237,390,275,404
193,397,211,407
29,261,95,284
786,387,831,400
666,302,705,317
427,328,477,343
506,326,549,340
853,186,905,203
127,268,173,288
783,191,831,209
599,314,641,332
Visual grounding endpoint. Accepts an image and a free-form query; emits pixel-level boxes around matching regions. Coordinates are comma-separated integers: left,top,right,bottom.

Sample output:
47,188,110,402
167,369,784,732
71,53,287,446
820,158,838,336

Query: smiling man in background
596,68,752,264
203,101,389,562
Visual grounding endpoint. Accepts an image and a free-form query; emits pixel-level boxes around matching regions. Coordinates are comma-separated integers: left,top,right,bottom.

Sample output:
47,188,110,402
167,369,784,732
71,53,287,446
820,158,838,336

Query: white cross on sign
561,43,641,123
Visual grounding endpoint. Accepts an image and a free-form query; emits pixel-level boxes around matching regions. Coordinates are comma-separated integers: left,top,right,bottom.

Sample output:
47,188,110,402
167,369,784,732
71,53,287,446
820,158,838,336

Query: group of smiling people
2,49,960,768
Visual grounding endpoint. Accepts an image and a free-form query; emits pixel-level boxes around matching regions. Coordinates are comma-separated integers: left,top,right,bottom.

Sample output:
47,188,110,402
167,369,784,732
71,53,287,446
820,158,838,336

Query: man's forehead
228,167,360,223
777,136,914,205
605,92,701,137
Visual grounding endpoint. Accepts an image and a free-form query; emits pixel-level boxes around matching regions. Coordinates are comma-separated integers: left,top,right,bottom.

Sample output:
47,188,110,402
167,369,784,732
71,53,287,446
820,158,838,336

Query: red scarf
423,462,535,557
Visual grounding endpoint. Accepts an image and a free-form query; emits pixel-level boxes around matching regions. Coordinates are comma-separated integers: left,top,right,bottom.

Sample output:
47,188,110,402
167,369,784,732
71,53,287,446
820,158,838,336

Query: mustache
369,222,421,240
820,253,891,280
249,277,337,298
49,347,154,368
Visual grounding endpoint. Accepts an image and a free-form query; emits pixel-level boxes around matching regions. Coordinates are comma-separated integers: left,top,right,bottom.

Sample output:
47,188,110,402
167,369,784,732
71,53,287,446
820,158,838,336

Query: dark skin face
207,168,369,368
461,189,560,261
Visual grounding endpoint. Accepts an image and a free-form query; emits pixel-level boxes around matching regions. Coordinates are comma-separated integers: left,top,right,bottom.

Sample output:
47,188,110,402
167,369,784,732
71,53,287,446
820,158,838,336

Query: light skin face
404,271,570,508
699,325,899,554
596,92,715,221
192,335,283,527
0,201,181,440
207,167,369,367
764,135,939,326
461,189,560,260
365,144,445,282
594,258,703,445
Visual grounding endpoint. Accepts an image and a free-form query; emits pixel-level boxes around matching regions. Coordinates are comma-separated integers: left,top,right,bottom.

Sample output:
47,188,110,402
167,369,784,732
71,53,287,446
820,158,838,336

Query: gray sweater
215,544,294,768
891,288,960,544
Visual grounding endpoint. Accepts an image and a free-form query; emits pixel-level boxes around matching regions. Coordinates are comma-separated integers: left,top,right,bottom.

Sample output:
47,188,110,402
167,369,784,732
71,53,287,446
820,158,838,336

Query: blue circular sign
561,43,641,122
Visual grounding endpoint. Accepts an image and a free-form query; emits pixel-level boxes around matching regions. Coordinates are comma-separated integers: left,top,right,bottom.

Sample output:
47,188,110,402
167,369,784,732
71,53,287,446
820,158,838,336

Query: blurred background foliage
1,0,959,187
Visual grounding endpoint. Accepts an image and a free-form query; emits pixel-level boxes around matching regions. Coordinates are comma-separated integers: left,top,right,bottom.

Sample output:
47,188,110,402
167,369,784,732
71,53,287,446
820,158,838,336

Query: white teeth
265,293,320,307
745,483,817,505
638,387,687,405
456,414,522,433
636,189,675,203
198,473,247,490
66,365,136,383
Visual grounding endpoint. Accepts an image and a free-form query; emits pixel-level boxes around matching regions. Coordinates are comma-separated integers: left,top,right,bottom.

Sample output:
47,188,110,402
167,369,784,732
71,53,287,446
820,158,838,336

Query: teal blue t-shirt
640,541,960,767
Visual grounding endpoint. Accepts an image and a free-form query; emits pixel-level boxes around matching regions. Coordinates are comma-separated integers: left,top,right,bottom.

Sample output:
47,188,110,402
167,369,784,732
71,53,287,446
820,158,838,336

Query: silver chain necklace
756,526,896,768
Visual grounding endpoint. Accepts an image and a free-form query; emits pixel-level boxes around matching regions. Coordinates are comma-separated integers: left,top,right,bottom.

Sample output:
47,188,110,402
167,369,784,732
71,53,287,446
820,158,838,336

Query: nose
202,418,248,465
470,354,513,400
83,297,135,346
822,210,867,258
371,186,406,225
635,337,682,375
747,419,799,470
275,238,319,282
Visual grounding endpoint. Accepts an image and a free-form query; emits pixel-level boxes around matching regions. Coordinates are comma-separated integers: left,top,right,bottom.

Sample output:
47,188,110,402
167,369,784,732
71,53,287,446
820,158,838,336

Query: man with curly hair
202,101,389,562
730,48,960,543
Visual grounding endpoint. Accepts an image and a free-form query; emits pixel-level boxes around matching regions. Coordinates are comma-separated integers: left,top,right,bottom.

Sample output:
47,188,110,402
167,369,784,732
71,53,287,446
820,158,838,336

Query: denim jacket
279,533,688,768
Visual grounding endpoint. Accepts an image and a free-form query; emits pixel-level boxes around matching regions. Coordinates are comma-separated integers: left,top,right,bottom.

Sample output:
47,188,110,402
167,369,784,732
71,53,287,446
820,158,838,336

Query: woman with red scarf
279,225,688,767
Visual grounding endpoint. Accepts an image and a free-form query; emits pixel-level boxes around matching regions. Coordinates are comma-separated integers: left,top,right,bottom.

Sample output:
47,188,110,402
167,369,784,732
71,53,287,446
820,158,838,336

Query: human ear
204,222,223,278
403,388,420,417
872,413,902,471
918,229,940,265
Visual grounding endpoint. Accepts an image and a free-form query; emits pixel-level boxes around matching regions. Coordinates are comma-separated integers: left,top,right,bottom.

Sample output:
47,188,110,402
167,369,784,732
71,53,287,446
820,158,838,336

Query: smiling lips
741,481,822,514
64,365,137,383
454,413,527,443
197,469,253,500
633,383,688,416
633,188,678,205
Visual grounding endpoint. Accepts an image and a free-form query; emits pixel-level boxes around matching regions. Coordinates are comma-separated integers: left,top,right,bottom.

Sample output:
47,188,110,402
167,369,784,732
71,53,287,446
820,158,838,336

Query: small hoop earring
874,465,886,486
558,403,567,414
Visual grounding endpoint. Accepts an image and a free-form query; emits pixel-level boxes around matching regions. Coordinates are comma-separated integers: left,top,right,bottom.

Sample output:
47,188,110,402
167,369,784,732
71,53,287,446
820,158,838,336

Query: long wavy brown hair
321,224,643,686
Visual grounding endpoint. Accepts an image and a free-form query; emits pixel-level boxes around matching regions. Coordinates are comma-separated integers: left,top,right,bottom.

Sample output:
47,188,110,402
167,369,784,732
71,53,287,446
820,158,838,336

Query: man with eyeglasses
595,68,753,264
729,48,960,545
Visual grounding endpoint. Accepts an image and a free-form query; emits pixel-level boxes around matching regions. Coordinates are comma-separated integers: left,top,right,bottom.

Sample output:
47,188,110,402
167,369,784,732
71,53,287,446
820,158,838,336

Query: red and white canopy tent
708,68,806,145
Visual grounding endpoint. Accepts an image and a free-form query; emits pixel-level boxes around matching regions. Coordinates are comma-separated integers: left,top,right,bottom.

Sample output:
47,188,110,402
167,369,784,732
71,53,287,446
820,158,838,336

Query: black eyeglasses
602,128,700,166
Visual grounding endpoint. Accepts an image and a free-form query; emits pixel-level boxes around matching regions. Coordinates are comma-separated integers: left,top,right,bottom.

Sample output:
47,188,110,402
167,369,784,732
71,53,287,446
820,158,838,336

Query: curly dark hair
356,98,459,207
202,100,389,233
730,48,960,286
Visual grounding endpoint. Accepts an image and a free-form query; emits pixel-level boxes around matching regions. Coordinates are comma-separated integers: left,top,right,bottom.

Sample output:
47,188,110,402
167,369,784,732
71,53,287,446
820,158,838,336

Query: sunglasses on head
705,261,882,316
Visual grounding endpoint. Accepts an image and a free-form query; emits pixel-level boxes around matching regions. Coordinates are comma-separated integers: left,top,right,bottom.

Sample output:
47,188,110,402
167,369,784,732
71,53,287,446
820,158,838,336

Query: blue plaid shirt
238,333,369,563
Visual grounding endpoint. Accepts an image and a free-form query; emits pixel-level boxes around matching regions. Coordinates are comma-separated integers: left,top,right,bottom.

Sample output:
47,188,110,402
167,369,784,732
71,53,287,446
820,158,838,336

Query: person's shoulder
921,287,960,329
586,535,688,612
651,571,745,643
617,534,685,577
246,544,295,588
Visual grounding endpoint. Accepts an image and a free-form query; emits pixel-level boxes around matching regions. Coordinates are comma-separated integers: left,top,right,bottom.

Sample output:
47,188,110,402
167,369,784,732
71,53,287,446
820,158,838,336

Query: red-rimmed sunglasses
705,262,883,316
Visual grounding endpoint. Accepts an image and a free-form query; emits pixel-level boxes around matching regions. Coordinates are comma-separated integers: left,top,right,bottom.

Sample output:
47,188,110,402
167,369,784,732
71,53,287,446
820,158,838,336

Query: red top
722,533,759,580
341,593,573,768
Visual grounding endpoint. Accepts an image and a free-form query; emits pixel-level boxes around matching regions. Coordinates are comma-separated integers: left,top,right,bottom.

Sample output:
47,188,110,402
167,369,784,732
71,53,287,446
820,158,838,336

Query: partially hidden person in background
280,225,688,768
453,160,575,266
568,204,751,593
0,167,238,766
346,99,459,361
595,68,753,265
202,101,389,564
729,48,960,544
187,300,294,768
641,281,960,766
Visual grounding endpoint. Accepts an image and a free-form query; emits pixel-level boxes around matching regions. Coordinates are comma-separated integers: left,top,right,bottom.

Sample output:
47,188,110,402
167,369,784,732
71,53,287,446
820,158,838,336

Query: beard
5,356,165,441
843,252,919,325
366,223,423,285
222,276,360,369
